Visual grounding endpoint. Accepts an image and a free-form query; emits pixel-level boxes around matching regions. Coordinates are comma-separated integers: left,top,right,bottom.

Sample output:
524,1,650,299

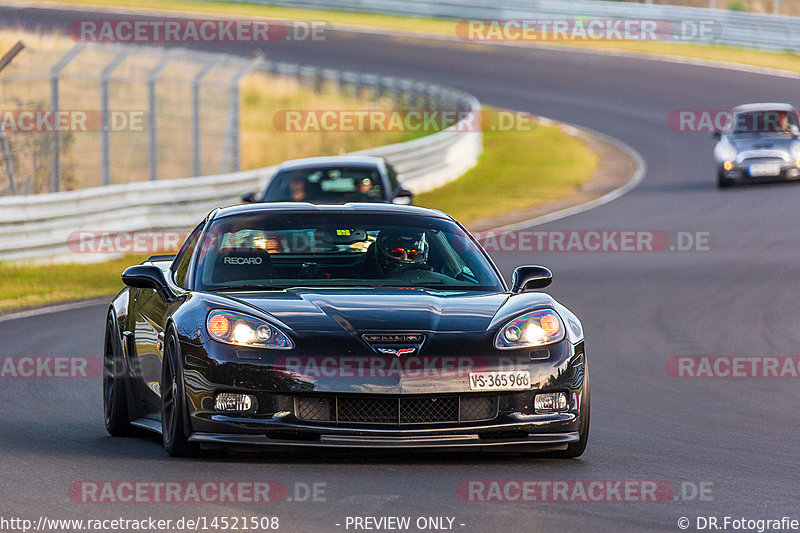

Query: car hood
192,287,581,394
224,287,518,333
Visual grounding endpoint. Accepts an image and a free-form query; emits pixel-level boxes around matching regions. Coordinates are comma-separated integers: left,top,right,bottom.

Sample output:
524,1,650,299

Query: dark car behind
242,156,414,204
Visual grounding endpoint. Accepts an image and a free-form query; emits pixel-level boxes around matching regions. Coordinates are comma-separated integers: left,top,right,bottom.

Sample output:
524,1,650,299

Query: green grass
416,109,598,223
615,0,800,17
239,72,418,171
17,0,800,75
0,255,147,311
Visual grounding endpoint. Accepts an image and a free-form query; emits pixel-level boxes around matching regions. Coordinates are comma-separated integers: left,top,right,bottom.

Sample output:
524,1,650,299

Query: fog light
215,392,256,412
534,392,568,412
723,161,734,171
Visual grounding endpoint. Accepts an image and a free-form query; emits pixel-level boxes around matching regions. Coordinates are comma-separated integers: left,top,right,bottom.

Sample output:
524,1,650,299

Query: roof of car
276,155,385,170
209,202,453,221
732,103,798,113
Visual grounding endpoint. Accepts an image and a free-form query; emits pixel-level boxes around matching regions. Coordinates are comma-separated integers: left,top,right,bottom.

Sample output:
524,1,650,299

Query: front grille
338,397,397,423
294,395,498,425
400,397,458,423
295,396,332,421
741,156,786,164
460,395,498,421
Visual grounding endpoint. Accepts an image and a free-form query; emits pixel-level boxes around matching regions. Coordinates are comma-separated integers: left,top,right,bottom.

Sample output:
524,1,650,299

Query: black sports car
104,203,588,457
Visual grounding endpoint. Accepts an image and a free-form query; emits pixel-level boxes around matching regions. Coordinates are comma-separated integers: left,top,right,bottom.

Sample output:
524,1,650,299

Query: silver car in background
714,103,800,188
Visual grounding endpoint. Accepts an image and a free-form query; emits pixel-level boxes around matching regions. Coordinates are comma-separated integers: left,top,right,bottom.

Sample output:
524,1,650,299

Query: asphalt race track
1,4,798,532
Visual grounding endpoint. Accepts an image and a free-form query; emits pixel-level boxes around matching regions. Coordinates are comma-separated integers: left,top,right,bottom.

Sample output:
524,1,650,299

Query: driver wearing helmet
375,229,429,277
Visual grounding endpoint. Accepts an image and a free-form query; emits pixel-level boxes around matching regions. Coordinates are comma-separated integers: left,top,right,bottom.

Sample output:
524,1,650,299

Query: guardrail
0,47,481,264
243,0,800,52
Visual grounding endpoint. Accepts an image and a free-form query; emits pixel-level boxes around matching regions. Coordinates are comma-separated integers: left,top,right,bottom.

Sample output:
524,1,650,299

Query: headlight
206,309,293,349
790,141,800,160
714,139,737,162
494,309,565,349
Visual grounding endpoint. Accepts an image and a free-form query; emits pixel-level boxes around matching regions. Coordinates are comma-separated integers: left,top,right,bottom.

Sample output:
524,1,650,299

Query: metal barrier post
0,132,15,195
191,59,217,178
222,57,262,174
147,50,179,181
0,41,25,195
49,44,85,192
100,49,132,186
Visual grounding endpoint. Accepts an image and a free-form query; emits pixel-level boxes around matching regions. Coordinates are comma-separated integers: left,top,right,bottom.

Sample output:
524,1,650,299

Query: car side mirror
790,125,800,138
241,191,258,203
511,265,553,293
122,265,175,301
392,188,413,205
711,132,722,140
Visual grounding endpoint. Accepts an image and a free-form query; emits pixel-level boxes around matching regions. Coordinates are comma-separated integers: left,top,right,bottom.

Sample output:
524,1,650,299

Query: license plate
748,163,781,177
469,371,531,391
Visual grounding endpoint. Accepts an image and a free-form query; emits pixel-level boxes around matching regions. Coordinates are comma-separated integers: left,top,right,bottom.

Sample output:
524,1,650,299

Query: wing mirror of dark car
241,191,258,203
391,188,414,205
511,265,553,293
711,132,722,140
122,265,176,301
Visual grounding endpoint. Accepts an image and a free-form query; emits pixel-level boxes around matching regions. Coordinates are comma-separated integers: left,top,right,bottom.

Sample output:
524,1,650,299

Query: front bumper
719,161,800,182
179,338,586,451
189,413,579,451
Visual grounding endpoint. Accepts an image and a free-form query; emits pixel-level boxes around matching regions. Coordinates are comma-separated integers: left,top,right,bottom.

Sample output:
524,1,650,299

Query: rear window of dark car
263,166,384,203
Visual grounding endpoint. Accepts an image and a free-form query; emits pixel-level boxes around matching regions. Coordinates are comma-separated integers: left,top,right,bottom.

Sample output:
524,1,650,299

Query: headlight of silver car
494,309,566,349
714,139,737,162
206,309,293,349
790,141,800,160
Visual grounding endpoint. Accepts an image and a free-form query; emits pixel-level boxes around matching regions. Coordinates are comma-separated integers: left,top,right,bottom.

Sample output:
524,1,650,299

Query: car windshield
731,110,798,134
263,166,384,203
193,212,503,292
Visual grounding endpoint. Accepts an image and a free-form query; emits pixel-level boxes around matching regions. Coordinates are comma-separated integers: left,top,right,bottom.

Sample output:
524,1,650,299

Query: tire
161,326,199,457
717,171,733,188
103,312,133,436
523,373,590,459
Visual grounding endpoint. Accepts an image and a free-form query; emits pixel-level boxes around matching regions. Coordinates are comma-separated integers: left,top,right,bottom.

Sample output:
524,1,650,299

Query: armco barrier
234,0,800,52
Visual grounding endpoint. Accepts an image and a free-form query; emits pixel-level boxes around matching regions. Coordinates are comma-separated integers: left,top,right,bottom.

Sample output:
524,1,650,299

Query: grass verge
0,255,147,312
416,110,597,223
17,0,800,74
0,107,597,311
